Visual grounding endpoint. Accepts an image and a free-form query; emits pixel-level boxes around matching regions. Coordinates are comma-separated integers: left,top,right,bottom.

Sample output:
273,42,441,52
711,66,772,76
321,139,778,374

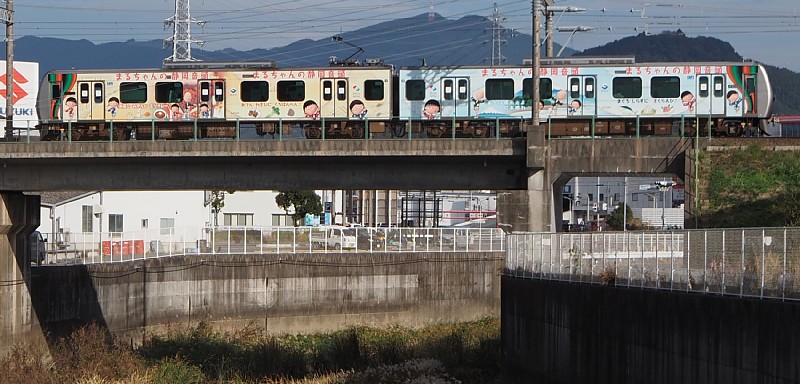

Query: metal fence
506,228,800,301
37,226,505,265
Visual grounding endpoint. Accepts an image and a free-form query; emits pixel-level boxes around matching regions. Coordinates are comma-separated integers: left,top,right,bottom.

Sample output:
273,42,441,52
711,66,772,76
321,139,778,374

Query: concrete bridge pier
497,125,557,233
0,192,46,356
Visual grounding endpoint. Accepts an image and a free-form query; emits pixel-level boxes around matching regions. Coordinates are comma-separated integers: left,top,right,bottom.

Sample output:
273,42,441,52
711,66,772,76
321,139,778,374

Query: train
35,57,773,141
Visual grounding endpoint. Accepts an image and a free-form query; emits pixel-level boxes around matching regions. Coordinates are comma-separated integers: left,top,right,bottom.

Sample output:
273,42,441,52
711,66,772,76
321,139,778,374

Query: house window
141,219,148,229
81,205,93,233
108,214,123,233
224,213,254,226
272,214,291,226
160,218,174,235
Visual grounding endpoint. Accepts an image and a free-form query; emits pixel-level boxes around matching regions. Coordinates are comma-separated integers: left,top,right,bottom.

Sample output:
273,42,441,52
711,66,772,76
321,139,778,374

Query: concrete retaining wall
30,252,503,344
502,277,800,384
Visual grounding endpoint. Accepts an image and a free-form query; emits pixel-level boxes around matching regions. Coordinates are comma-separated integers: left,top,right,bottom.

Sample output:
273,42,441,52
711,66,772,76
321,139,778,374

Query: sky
13,0,800,71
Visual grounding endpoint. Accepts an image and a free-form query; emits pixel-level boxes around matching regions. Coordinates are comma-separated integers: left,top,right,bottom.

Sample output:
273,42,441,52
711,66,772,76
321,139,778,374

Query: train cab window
585,78,595,99
240,81,269,102
569,78,580,99
214,82,224,102
485,79,514,100
713,76,724,97
200,82,210,102
699,77,709,98
612,77,642,98
443,79,454,100
155,82,184,103
323,80,333,101
120,82,147,103
277,80,305,102
405,80,425,101
458,79,468,100
364,80,384,101
94,83,103,103
337,80,347,101
650,76,680,98
79,83,90,103
51,84,61,100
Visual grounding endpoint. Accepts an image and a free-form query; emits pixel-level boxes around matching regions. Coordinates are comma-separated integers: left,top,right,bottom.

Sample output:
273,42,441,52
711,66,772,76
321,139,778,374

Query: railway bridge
0,128,692,355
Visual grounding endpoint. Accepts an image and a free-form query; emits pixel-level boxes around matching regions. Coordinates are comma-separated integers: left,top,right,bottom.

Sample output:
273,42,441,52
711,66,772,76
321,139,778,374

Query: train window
94,83,103,103
443,79,453,100
323,80,332,101
612,77,642,98
522,78,552,100
120,82,147,103
569,78,580,99
277,80,305,101
585,78,595,99
713,76,724,97
364,80,384,101
406,80,426,101
214,82,224,102
699,77,709,98
458,79,468,100
79,83,89,104
485,79,514,100
51,84,61,100
337,80,346,101
200,82,210,102
240,81,269,102
155,82,184,103
650,76,680,98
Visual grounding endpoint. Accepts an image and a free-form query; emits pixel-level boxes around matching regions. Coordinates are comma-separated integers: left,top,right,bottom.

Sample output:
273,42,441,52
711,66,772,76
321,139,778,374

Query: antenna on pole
163,0,205,63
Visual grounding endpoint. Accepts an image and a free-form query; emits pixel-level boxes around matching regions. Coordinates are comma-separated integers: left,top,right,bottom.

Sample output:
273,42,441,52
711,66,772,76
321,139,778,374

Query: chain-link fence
506,228,800,300
37,226,506,265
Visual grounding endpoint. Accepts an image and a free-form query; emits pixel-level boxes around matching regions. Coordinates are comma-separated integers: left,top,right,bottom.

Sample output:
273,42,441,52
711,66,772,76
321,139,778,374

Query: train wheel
304,125,322,139
350,126,364,139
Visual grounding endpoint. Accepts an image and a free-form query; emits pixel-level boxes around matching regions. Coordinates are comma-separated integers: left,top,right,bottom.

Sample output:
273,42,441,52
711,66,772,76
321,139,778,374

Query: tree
606,203,634,230
275,191,323,226
210,190,235,226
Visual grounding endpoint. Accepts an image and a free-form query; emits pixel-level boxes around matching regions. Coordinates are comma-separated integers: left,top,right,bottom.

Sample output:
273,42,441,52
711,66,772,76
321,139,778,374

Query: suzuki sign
0,61,39,137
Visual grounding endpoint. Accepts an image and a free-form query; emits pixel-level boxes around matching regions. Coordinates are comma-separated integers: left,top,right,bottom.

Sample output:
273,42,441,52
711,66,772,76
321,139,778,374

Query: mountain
575,31,800,114
2,17,798,114
6,13,567,73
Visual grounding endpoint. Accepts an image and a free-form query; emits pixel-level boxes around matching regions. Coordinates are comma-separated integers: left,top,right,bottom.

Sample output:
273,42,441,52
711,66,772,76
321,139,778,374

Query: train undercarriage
39,118,527,141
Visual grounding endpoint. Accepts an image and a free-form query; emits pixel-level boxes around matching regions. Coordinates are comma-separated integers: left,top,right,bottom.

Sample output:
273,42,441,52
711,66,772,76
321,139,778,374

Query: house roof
35,191,97,206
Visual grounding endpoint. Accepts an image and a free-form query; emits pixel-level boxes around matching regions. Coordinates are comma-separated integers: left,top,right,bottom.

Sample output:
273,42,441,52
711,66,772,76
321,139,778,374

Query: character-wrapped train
36,58,773,140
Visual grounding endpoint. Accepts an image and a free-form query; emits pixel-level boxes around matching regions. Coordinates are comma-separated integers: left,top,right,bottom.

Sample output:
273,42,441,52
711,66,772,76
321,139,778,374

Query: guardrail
506,228,800,301
37,226,505,265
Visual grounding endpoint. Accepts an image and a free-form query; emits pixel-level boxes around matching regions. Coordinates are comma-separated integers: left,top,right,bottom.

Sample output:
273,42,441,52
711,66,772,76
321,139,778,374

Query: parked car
30,231,46,265
310,226,357,250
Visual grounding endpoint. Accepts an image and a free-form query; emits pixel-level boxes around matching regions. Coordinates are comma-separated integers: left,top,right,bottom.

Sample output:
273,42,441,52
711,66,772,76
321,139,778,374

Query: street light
655,181,675,230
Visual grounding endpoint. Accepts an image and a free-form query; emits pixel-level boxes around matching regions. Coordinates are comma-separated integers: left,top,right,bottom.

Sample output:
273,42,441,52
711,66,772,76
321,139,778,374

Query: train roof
400,58,767,70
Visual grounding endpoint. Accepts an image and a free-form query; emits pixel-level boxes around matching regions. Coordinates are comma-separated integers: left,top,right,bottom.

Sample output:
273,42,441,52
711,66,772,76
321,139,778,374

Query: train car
399,58,773,137
36,62,395,140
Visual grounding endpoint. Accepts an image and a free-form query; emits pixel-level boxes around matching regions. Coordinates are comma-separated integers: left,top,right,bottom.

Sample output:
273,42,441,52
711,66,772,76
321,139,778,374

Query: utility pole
1,0,12,140
164,0,205,63
532,0,542,127
489,3,506,66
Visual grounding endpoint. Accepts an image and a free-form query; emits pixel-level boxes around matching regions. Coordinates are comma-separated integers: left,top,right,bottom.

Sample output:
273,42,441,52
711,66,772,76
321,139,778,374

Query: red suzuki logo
0,68,30,104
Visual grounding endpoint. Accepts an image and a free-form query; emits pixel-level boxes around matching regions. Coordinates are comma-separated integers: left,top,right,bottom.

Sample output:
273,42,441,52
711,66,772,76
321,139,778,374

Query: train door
566,76,596,117
696,75,725,117
440,77,469,117
199,80,226,118
743,74,757,114
321,79,348,118
78,81,104,120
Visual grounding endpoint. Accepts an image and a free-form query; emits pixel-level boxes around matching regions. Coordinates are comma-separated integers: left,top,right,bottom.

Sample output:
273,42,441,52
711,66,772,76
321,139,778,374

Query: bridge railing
506,228,800,301
37,226,505,265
